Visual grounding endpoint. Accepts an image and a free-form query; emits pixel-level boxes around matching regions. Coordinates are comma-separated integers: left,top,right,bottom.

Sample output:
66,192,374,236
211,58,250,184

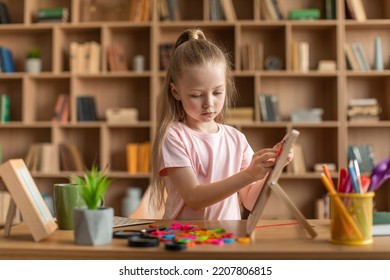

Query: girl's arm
239,141,294,211
166,148,277,211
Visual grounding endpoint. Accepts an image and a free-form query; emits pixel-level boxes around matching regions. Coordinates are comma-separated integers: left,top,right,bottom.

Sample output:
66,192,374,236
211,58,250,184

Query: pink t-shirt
160,122,253,220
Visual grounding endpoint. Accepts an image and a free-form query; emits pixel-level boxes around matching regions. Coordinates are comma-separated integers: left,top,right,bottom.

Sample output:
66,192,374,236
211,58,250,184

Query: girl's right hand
244,148,279,181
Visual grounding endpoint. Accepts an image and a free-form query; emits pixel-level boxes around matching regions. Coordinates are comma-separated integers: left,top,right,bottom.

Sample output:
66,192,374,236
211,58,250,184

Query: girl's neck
182,119,219,133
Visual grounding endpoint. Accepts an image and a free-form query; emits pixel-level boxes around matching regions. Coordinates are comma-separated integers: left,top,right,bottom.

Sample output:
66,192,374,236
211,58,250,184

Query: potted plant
71,164,114,246
25,47,42,73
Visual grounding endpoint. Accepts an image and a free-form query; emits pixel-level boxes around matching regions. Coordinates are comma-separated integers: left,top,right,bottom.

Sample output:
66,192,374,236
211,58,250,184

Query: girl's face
171,62,226,133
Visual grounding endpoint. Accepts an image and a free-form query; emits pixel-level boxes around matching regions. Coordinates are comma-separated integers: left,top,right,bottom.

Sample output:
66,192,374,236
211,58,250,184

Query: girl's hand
244,148,278,181
273,140,294,167
244,141,295,182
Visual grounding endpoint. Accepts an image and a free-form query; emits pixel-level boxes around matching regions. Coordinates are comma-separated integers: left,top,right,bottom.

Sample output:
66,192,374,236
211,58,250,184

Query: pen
353,159,363,193
348,160,361,193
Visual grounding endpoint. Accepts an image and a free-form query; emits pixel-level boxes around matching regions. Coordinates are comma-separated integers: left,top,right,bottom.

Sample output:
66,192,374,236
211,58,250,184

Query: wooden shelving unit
0,0,389,218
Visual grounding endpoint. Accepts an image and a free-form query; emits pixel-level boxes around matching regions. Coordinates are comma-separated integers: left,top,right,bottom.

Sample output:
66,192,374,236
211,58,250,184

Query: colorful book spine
0,47,15,73
289,9,320,20
1,94,10,123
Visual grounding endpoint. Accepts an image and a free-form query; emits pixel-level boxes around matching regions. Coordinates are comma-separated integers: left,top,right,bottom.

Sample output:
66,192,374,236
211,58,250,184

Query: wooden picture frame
246,130,317,238
0,159,57,241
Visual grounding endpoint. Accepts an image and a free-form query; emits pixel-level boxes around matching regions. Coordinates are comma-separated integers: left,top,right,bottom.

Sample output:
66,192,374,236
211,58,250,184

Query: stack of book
70,41,101,73
52,94,70,123
259,94,280,122
241,42,263,71
24,143,59,173
347,98,381,122
77,96,97,121
291,41,309,72
228,107,254,122
59,143,85,171
291,108,323,123
260,0,284,20
107,44,127,72
129,0,150,22
126,142,151,174
158,0,181,21
36,7,69,23
344,42,370,71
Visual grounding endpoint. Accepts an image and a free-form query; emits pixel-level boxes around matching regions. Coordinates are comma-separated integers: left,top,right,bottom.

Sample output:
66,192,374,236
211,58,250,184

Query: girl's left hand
273,140,294,166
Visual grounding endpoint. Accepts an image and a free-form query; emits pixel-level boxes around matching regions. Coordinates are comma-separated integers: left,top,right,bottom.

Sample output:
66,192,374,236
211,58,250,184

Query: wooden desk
0,219,389,260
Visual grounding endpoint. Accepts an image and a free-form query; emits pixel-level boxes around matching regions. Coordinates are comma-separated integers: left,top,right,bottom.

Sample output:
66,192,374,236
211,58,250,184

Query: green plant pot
73,207,114,246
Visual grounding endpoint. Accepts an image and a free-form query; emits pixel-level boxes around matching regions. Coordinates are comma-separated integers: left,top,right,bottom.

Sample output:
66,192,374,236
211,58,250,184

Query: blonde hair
150,28,237,210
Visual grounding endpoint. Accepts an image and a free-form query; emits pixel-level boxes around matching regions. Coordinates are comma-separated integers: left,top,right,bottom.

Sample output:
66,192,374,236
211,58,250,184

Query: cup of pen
329,192,374,245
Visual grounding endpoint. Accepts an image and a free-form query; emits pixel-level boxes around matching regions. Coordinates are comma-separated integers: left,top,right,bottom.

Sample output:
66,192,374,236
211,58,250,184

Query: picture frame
0,159,57,241
246,129,317,238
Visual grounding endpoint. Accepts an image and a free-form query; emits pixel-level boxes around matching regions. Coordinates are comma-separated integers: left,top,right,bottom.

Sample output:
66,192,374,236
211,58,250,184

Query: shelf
0,0,389,218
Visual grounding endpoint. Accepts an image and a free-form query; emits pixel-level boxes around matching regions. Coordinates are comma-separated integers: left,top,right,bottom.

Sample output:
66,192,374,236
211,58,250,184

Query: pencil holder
329,192,374,245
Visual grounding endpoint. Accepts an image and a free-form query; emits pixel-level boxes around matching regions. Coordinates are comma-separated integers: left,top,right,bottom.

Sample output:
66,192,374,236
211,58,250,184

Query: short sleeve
160,127,192,174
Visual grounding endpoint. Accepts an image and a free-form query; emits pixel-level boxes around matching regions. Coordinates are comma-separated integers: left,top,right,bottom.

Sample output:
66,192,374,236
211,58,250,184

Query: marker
348,160,361,193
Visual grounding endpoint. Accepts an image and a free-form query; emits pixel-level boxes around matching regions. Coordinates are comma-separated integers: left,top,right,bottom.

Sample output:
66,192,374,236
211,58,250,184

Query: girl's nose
203,94,212,108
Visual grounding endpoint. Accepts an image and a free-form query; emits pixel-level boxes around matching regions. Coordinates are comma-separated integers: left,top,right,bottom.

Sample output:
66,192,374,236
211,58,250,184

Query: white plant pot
25,58,42,73
73,207,114,246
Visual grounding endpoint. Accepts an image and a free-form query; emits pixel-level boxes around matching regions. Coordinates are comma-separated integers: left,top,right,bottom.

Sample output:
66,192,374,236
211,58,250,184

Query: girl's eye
191,94,202,98
214,92,223,95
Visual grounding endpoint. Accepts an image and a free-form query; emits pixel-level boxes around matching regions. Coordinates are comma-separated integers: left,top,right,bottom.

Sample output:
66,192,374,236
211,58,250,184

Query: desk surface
0,219,389,260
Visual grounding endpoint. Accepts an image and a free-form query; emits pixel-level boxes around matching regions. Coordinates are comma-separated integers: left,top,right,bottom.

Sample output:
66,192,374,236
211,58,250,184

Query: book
352,43,370,71
126,143,138,174
220,0,237,21
159,43,174,70
129,0,145,22
77,96,97,121
350,0,366,21
1,94,10,122
260,94,280,122
289,9,320,20
324,0,336,19
157,0,170,21
263,0,278,20
0,47,15,73
345,0,356,19
36,7,69,22
59,143,84,171
373,212,390,236
291,144,306,174
229,107,254,121
318,60,336,71
0,2,10,24
291,41,299,71
344,43,360,71
298,41,309,72
271,0,284,19
107,44,127,72
88,41,101,73
374,37,384,71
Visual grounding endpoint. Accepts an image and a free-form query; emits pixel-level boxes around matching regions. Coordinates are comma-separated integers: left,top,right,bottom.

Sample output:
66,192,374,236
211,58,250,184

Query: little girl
150,28,292,220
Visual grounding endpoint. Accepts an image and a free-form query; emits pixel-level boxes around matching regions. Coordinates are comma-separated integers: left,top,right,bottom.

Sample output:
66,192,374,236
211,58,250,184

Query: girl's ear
170,83,180,100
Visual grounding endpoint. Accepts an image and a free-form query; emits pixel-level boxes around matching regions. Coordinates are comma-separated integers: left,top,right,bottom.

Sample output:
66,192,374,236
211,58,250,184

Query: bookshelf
0,0,389,219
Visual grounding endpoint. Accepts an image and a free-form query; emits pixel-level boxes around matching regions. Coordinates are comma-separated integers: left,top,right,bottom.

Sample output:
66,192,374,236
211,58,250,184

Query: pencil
320,173,364,240
322,164,335,189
